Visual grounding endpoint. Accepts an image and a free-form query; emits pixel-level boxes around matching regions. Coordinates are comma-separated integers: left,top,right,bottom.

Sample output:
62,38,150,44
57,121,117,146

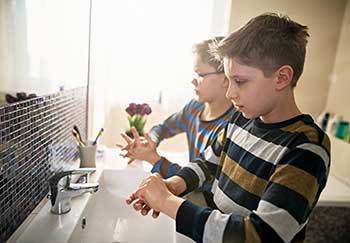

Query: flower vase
125,102,151,138
125,129,144,139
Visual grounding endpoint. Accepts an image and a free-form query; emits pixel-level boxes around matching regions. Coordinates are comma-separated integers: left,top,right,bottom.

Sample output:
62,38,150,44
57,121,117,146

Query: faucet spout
49,169,99,214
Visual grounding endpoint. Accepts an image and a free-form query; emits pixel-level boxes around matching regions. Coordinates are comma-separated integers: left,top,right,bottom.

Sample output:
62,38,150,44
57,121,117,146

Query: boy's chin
195,96,205,104
241,111,257,120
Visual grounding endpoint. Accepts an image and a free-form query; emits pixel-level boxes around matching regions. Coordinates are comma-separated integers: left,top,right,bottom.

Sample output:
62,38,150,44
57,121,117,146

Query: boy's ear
275,65,294,91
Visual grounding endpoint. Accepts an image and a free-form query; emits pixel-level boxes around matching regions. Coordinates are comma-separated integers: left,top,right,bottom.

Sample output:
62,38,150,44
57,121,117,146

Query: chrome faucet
48,168,99,215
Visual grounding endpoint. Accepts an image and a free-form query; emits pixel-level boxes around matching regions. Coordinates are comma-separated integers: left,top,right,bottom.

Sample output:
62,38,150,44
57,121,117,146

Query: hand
116,128,136,164
126,173,186,218
126,173,172,212
117,127,160,165
164,176,187,196
128,199,161,218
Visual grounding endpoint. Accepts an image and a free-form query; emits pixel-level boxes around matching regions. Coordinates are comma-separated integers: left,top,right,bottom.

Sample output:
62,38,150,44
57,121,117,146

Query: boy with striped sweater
126,13,330,243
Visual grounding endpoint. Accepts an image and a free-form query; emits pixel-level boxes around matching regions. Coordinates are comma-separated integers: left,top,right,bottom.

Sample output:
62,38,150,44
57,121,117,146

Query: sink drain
82,217,86,229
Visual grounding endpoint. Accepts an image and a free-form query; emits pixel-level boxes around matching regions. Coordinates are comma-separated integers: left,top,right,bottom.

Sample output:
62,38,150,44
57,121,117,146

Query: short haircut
213,13,309,87
193,37,225,72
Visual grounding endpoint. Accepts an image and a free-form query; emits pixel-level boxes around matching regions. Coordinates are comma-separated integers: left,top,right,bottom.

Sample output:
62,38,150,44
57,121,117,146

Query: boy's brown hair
213,13,309,87
193,37,225,72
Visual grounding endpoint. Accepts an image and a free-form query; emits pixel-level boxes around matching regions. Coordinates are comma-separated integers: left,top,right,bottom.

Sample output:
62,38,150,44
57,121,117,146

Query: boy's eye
193,71,224,80
234,79,246,85
193,73,203,79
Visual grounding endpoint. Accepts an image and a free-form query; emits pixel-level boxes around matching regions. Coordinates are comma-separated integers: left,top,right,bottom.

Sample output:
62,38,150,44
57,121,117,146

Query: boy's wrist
161,194,185,219
148,153,161,165
165,176,187,196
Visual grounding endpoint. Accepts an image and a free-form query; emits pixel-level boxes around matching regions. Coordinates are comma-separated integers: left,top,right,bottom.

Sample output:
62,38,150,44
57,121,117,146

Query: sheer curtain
89,0,231,147
0,0,29,94
0,0,89,96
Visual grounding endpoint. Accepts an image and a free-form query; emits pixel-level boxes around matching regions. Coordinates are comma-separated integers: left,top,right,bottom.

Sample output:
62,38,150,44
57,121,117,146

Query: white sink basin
10,153,194,243
68,169,194,243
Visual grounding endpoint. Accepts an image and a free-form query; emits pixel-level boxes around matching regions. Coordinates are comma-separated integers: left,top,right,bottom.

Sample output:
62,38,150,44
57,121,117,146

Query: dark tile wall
0,87,87,242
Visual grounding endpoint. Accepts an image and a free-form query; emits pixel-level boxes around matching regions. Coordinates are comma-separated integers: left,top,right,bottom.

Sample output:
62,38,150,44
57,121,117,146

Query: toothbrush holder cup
78,141,97,168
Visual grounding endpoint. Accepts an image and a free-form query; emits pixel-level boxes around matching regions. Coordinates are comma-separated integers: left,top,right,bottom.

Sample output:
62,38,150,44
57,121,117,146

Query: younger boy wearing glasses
119,37,235,206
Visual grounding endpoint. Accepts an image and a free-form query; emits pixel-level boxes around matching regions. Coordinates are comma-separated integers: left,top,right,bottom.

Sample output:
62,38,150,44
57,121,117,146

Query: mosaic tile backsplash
0,87,87,242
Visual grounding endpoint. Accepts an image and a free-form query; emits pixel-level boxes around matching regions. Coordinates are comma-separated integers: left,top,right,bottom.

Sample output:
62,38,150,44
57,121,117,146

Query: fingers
126,188,147,205
120,151,133,159
153,173,163,180
144,133,153,143
152,210,160,218
133,201,159,218
116,143,131,152
133,200,145,210
130,127,140,142
129,191,150,215
135,202,158,218
115,143,124,148
120,132,133,145
131,199,153,216
126,192,138,205
144,133,156,147
127,158,135,164
141,205,151,216
126,179,161,219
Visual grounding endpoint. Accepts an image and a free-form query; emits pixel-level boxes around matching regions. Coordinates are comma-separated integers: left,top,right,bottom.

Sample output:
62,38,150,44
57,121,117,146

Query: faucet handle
68,182,99,191
70,168,96,175
49,168,96,188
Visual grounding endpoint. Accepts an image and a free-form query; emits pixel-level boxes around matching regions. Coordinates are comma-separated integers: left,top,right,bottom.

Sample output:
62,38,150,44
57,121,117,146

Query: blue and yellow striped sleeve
148,100,197,144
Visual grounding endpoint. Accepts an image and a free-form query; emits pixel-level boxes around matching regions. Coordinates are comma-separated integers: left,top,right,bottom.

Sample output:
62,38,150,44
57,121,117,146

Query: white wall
325,1,350,184
228,0,347,118
326,0,350,121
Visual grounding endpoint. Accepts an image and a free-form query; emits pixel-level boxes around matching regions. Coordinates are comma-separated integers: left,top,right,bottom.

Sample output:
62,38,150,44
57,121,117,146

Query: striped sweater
176,112,330,243
149,99,234,179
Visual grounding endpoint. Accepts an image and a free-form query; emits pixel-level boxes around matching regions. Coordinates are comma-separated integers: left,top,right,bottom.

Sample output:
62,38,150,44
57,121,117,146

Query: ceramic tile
0,87,87,242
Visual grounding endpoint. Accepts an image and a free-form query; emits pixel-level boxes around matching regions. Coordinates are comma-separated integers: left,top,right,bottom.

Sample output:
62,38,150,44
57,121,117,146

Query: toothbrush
92,128,104,145
73,125,86,146
72,129,85,147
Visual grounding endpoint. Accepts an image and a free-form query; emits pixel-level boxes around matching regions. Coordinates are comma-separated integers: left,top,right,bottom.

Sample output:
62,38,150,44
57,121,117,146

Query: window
90,0,230,106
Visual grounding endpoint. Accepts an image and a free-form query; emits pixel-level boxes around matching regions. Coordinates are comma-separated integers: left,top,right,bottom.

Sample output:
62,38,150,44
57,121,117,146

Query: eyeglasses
193,71,224,80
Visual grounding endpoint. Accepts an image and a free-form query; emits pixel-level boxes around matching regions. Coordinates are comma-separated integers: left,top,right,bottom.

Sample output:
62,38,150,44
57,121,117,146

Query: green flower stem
127,115,147,136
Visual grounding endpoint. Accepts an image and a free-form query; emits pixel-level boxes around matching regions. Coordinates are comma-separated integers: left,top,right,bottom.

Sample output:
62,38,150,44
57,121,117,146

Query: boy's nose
192,78,198,86
226,84,239,100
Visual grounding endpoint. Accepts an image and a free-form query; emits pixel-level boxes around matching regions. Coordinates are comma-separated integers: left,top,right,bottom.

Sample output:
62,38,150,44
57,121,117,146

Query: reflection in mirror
0,0,90,105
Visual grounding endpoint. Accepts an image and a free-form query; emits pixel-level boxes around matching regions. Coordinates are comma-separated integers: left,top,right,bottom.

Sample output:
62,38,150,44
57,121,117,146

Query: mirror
0,0,91,105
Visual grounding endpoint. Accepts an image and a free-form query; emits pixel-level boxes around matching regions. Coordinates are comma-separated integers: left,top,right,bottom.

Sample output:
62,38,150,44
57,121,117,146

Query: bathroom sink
69,168,193,243
11,154,194,243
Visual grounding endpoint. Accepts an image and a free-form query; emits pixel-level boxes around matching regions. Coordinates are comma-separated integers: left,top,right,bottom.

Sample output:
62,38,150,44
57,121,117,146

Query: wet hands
126,173,172,218
126,174,187,219
117,127,160,165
